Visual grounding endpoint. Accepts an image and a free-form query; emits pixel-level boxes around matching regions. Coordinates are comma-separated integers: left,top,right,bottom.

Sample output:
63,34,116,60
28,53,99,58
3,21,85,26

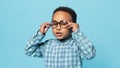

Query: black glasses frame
50,20,68,29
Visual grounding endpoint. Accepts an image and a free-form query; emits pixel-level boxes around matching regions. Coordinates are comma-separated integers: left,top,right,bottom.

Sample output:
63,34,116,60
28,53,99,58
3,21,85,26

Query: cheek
52,28,70,36
62,29,70,35
52,29,56,34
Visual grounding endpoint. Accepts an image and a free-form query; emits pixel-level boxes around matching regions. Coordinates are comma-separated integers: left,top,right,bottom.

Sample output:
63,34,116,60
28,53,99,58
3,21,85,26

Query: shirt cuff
38,32,45,37
33,31,45,40
72,29,85,40
72,29,82,35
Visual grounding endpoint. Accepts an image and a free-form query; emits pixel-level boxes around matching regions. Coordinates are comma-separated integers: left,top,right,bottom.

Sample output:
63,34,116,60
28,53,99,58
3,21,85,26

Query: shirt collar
57,35,73,45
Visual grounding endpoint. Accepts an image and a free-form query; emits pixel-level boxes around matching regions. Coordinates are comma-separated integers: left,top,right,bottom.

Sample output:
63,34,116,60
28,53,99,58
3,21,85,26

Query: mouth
55,32,63,37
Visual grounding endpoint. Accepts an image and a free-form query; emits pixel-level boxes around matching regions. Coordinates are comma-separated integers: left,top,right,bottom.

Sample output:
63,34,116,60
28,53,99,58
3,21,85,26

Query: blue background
0,0,120,68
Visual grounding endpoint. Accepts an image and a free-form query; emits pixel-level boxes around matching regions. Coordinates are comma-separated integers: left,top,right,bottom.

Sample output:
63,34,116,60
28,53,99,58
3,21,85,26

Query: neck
58,35,72,42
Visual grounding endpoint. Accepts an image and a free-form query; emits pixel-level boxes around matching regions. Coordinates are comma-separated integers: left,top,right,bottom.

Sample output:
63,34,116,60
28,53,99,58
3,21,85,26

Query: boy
25,6,96,68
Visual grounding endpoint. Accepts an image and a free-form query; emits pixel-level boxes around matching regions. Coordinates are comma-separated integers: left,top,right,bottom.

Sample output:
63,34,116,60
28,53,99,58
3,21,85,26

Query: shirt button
61,46,64,48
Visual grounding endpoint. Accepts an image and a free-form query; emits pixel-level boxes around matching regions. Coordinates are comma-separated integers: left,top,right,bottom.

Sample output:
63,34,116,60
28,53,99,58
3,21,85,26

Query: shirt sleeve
72,29,96,60
25,31,48,58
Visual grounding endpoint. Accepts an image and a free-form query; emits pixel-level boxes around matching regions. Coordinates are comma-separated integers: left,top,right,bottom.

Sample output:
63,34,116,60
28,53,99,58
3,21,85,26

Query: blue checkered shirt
25,29,96,68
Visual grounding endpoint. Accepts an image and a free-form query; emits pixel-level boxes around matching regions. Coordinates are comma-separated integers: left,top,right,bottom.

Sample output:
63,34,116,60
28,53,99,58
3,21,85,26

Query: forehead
52,11,72,22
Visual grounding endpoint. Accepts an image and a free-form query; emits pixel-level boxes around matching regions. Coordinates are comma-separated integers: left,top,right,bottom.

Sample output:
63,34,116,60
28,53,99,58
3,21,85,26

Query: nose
56,24,61,30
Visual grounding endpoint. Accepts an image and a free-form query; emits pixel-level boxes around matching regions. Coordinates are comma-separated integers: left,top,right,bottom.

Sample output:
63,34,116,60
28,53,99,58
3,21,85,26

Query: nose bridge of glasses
57,20,66,25
56,23,61,29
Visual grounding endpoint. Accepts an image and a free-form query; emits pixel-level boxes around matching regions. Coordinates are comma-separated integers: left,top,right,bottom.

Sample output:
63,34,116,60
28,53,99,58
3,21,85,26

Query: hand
67,22,79,32
40,22,51,34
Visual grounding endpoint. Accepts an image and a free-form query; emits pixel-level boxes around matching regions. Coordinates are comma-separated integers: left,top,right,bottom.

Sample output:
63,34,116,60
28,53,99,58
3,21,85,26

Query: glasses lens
51,21,58,29
60,21,68,28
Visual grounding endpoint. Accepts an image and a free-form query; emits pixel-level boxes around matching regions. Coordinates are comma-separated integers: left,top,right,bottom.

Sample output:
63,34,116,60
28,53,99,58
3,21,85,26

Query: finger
41,22,50,27
44,24,51,29
44,22,51,25
67,21,75,25
43,24,51,33
40,22,50,33
44,26,49,33
41,22,50,28
66,24,72,29
68,22,73,26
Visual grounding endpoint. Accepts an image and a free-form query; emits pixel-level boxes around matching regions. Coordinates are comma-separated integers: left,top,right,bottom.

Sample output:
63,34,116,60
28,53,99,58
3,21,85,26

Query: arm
25,31,47,58
25,22,51,58
72,29,96,60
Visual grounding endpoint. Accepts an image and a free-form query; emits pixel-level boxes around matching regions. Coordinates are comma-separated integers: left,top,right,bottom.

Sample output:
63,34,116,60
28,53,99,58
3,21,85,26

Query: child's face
52,11,72,40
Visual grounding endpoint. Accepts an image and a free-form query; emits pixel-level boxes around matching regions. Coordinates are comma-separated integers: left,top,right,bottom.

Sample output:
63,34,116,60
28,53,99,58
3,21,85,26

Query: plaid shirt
25,29,96,68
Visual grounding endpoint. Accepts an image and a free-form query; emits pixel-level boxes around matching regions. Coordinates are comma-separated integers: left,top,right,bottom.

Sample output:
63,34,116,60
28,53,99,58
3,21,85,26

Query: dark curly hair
52,6,77,23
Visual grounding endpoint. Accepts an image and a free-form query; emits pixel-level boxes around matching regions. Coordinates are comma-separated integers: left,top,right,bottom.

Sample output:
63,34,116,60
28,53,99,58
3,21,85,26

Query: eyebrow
51,20,68,24
51,20,57,22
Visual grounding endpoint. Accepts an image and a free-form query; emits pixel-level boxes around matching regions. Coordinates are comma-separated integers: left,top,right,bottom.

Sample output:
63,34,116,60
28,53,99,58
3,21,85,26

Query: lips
55,32,63,37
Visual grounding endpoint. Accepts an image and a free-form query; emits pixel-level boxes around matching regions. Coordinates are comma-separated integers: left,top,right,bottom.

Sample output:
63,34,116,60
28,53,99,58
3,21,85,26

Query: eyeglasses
51,20,68,29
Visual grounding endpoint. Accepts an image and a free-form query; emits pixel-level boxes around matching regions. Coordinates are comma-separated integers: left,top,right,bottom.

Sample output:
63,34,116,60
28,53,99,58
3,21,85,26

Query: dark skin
40,11,79,40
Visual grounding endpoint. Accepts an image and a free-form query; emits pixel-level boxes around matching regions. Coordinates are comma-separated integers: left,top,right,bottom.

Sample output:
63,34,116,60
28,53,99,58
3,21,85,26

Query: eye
51,22,58,25
61,21,68,25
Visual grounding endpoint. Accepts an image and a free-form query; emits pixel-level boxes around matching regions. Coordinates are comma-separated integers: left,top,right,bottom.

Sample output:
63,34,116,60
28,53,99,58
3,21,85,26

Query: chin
56,36,65,40
56,37,64,40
